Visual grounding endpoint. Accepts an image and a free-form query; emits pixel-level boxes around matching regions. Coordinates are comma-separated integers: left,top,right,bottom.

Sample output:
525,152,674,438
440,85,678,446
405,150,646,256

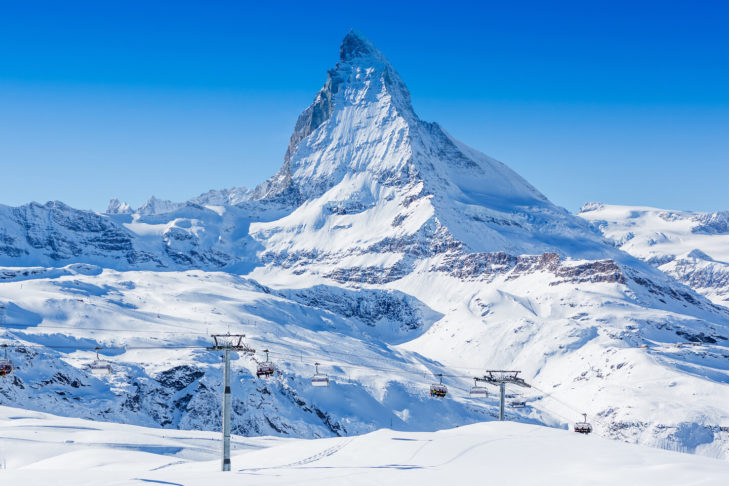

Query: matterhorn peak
252,31,416,203
339,29,385,63
334,30,411,107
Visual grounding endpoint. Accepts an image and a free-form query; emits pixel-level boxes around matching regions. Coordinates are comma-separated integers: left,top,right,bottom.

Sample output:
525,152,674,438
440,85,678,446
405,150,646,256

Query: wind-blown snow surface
1,31,729,461
579,203,729,307
1,406,727,486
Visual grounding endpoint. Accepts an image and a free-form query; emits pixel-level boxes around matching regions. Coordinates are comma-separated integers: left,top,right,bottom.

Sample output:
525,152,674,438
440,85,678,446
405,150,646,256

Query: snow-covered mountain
579,203,729,307
1,31,728,459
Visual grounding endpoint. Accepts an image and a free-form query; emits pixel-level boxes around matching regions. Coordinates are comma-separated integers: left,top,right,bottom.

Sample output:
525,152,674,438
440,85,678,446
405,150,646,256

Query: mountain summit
339,30,381,62
253,32,609,259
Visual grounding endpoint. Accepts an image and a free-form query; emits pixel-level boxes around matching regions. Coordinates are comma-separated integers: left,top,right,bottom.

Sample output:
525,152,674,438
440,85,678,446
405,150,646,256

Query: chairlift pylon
0,344,14,377
429,373,448,398
311,362,330,387
574,413,592,434
88,347,112,376
470,377,488,398
256,349,275,379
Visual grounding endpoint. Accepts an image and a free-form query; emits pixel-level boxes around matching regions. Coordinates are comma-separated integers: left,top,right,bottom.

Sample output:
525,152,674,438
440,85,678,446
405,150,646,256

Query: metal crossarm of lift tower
481,370,531,387
208,333,254,352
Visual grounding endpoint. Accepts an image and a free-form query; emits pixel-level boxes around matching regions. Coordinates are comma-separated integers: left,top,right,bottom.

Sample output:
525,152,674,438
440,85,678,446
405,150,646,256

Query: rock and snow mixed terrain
1,405,727,485
579,203,729,307
1,30,728,468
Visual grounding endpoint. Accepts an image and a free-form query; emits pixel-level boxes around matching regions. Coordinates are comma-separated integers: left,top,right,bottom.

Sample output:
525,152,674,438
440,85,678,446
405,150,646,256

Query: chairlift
574,413,592,434
510,400,526,409
469,378,488,398
256,349,275,379
311,362,330,387
0,344,14,377
88,347,112,376
430,373,448,398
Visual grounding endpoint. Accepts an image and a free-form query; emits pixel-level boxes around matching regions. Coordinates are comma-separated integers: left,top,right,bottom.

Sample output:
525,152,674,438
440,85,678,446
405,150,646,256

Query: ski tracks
239,437,353,472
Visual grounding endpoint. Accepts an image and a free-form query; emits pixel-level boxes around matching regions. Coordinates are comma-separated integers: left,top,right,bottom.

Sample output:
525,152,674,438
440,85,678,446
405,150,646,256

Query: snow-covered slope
579,203,729,307
1,31,729,460
1,406,726,485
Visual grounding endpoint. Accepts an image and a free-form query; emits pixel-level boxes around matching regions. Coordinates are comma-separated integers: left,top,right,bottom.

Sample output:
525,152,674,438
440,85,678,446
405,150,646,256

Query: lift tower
481,370,531,421
209,333,254,471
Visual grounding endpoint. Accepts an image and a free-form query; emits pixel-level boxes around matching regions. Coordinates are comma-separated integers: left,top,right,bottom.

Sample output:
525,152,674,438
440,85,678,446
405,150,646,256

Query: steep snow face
251,31,608,258
579,203,729,307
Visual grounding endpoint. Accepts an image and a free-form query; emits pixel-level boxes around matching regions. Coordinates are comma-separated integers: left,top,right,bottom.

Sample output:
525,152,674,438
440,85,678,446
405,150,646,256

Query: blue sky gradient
1,0,727,212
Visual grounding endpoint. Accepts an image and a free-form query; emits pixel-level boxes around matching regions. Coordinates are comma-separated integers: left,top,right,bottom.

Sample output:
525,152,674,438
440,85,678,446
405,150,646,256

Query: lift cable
0,340,474,380
529,384,607,427
0,334,611,426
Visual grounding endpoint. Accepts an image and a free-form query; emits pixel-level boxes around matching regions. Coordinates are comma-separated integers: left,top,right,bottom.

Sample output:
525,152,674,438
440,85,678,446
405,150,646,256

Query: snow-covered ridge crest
252,30,415,204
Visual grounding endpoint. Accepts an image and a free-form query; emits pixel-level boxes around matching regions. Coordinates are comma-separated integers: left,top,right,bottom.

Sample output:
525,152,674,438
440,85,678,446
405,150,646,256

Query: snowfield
1,405,727,485
1,266,728,459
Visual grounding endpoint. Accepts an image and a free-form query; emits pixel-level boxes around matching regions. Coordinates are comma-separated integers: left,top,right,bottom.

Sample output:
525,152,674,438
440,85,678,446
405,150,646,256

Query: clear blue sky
1,0,727,213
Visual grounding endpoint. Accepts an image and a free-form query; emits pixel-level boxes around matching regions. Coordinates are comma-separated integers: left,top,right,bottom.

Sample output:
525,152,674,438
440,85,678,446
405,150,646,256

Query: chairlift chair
311,362,330,387
469,378,488,398
574,413,592,434
510,400,526,409
256,349,275,379
430,374,448,398
88,348,112,376
0,344,14,377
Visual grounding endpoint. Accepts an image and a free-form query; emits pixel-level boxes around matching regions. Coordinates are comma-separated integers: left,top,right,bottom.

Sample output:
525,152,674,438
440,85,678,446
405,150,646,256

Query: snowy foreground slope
579,203,729,307
1,406,727,486
1,31,729,460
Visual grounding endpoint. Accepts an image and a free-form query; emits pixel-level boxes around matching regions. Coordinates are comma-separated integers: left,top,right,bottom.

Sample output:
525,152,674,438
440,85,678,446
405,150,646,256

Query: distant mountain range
579,203,729,308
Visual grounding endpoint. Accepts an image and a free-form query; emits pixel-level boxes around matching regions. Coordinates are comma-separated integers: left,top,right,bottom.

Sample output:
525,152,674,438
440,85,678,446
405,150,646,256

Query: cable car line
529,383,598,433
